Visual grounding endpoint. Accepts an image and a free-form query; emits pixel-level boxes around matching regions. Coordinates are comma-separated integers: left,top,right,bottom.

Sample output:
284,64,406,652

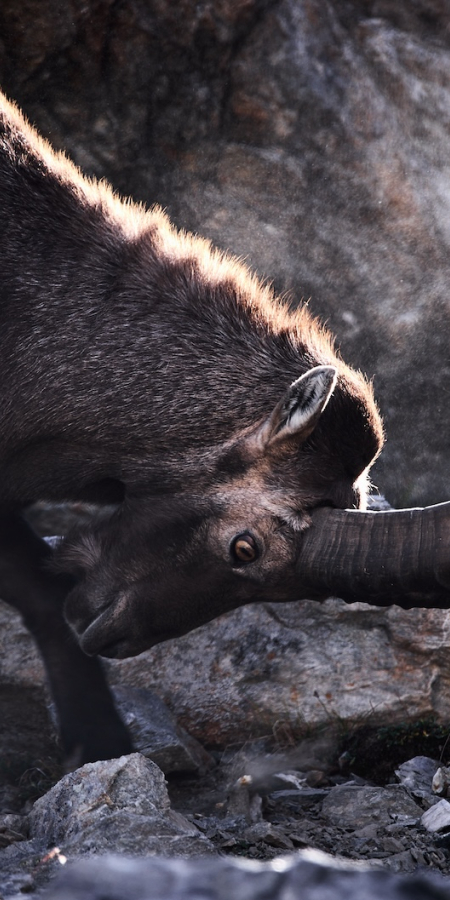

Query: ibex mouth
79,619,139,658
77,606,177,658
76,615,121,657
94,632,174,659
95,638,132,659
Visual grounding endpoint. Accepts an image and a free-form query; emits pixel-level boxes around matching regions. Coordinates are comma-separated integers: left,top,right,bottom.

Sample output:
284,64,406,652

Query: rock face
1,0,449,505
106,598,450,747
2,593,450,761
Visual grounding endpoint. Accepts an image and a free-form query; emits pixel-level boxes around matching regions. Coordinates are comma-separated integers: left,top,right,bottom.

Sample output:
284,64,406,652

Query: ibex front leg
0,514,132,767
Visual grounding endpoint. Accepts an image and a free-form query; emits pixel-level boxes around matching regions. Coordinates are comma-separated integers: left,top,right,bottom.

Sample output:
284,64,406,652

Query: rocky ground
3,730,450,896
168,745,450,874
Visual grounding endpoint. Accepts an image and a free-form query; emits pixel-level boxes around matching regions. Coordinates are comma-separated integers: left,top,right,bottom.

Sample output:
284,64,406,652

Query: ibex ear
260,365,337,448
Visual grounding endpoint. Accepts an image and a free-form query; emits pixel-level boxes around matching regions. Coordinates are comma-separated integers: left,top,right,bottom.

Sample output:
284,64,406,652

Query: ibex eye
230,533,259,564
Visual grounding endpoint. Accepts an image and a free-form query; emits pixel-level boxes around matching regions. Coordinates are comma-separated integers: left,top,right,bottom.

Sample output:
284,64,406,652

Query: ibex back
0,90,385,765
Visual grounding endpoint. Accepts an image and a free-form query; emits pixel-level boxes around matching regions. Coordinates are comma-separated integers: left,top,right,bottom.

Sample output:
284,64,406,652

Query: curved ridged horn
297,502,450,608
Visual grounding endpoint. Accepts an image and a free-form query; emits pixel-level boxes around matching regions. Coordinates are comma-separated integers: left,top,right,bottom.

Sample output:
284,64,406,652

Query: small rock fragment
353,824,379,840
432,767,450,797
421,799,450,834
113,686,214,774
395,757,440,804
322,784,420,829
270,771,306,790
268,788,329,806
243,821,294,850
0,813,28,847
306,769,328,788
227,775,262,823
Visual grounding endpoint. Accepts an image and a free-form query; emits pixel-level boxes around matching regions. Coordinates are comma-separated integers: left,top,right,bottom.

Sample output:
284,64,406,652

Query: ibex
1,90,449,766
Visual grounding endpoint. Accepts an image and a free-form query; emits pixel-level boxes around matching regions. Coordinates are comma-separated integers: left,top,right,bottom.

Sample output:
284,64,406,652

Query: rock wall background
3,593,450,764
0,0,449,505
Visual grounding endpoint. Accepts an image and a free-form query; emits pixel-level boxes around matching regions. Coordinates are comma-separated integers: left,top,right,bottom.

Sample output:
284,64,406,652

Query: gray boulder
28,753,213,858
0,754,214,898
106,599,450,747
2,594,450,777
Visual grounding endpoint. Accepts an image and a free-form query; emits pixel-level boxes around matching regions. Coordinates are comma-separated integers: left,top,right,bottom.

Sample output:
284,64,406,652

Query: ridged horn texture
298,502,450,609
